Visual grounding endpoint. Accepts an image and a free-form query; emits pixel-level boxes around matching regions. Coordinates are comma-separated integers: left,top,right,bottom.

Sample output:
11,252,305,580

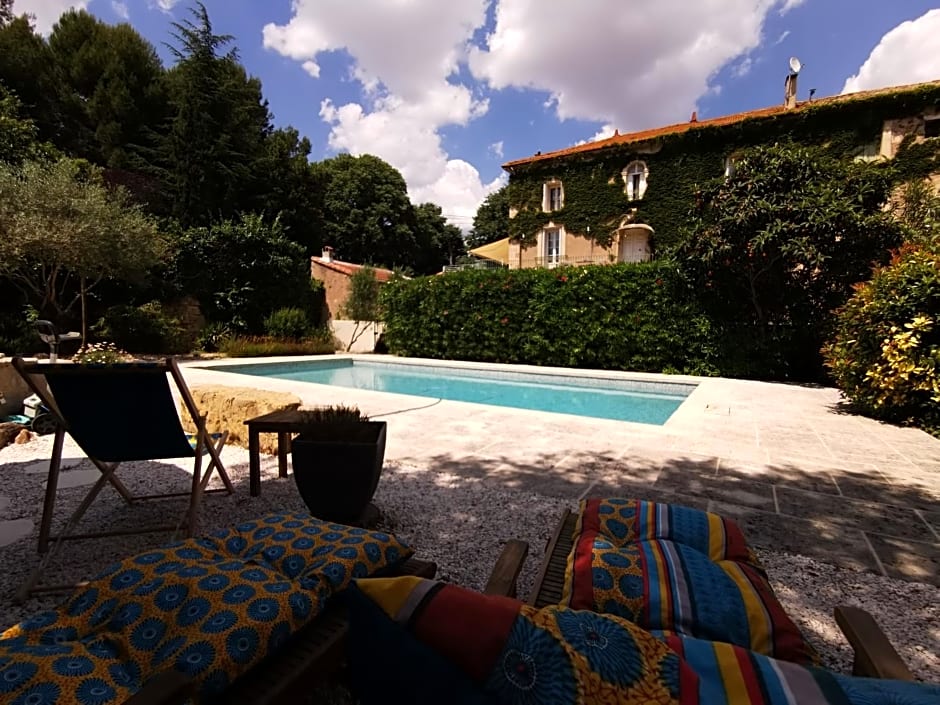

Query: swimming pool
210,358,695,425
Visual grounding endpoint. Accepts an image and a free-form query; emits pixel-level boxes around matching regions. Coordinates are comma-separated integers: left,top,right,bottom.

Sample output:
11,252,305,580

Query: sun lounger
530,507,915,681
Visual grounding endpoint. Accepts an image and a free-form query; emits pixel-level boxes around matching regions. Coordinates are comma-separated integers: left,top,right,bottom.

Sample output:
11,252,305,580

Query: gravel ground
1,434,937,684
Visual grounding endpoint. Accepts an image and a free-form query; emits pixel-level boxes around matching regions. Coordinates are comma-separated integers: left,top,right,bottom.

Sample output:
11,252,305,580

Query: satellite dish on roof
789,56,802,74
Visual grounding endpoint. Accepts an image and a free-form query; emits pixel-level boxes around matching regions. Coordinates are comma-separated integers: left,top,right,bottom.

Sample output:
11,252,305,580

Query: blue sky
19,1,940,228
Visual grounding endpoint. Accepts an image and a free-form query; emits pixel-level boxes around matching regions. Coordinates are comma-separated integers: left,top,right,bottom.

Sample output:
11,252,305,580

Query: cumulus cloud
111,0,129,20
12,0,88,34
842,9,940,94
263,0,493,227
489,141,504,158
470,0,791,133
151,0,179,11
778,0,807,14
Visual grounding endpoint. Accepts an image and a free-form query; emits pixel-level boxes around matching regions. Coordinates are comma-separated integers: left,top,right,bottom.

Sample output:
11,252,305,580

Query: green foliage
93,301,185,353
824,245,940,434
298,405,367,425
412,202,467,273
158,2,271,226
316,154,417,269
48,10,167,169
0,83,41,164
72,341,128,364
506,82,940,250
218,335,335,357
195,321,232,352
674,144,907,380
468,186,510,249
381,263,719,375
343,266,382,322
164,214,311,334
264,307,311,340
894,178,940,249
0,15,62,143
0,158,166,322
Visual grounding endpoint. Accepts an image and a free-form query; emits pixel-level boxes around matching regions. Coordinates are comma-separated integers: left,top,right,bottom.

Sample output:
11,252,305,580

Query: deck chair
11,357,233,600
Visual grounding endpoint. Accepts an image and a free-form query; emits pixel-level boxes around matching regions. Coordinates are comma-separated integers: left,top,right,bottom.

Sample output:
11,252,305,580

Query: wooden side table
243,409,310,497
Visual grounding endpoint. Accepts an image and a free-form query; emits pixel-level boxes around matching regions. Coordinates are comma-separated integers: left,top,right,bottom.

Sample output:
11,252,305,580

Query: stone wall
180,385,302,455
311,261,352,320
330,321,385,353
0,358,36,417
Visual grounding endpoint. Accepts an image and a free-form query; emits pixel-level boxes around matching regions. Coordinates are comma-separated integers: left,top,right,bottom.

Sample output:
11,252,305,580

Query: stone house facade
310,247,395,320
500,78,940,267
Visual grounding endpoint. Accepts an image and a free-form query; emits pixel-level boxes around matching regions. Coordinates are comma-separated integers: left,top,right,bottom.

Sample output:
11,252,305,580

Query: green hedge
381,262,719,375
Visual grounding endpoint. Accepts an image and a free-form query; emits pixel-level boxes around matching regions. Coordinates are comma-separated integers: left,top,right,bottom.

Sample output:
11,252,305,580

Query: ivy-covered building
501,78,940,269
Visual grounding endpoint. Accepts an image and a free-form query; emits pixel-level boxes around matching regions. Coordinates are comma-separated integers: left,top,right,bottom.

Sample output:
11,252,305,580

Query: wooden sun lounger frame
125,540,532,705
528,509,916,682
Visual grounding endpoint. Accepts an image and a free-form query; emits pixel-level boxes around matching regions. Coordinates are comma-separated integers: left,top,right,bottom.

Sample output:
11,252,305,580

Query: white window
542,180,564,211
622,161,648,200
544,228,561,265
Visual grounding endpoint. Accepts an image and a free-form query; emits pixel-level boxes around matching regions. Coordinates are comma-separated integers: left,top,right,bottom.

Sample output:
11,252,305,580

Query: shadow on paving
414,450,939,587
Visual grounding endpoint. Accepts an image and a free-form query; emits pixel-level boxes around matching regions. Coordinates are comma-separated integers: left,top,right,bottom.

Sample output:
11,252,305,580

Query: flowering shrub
824,245,940,434
72,342,130,364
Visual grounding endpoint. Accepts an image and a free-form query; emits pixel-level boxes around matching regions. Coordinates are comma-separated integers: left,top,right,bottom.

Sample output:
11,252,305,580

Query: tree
0,15,62,143
0,159,166,343
894,178,940,250
0,83,40,164
341,266,382,351
0,0,13,25
412,202,466,274
163,214,310,333
48,10,167,168
675,143,907,380
315,153,417,269
158,2,271,226
254,127,325,255
468,185,510,249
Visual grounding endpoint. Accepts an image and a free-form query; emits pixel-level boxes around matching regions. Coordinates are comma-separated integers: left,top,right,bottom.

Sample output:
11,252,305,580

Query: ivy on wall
507,83,940,250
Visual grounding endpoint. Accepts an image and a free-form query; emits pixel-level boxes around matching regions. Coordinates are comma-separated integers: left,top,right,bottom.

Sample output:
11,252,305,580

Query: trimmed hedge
381,262,719,375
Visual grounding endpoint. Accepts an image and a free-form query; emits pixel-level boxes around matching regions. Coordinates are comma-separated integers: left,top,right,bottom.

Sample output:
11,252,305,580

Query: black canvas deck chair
11,357,233,599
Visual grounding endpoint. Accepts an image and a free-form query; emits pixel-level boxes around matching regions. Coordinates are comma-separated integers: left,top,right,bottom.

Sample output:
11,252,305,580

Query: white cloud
152,0,179,11
111,0,129,20
731,56,754,79
774,30,791,45
263,0,493,227
470,0,793,133
489,141,504,158
778,0,807,14
842,9,940,94
576,123,616,146
12,0,88,34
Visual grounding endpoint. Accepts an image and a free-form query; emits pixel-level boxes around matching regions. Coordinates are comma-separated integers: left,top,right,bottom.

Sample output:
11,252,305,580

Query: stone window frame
542,179,564,212
622,161,649,200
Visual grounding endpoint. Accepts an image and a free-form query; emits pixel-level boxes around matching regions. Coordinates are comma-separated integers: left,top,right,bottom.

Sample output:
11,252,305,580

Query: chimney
690,111,698,123
322,246,334,263
784,72,798,109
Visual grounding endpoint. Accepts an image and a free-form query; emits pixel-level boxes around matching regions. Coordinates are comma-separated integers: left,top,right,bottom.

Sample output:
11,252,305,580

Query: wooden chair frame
12,357,233,601
528,509,916,681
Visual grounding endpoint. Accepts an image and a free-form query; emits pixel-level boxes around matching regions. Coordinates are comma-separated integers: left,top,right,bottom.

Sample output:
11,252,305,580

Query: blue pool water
211,359,695,425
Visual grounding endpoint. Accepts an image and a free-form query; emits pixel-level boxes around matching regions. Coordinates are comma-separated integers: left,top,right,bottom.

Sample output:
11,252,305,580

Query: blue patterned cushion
204,512,414,592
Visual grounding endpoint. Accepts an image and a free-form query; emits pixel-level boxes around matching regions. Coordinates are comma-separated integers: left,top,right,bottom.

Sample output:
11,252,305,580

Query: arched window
622,161,648,200
542,179,564,212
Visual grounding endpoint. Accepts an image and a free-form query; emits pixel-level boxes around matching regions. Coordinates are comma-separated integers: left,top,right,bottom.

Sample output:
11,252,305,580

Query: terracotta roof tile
311,257,396,282
502,79,940,169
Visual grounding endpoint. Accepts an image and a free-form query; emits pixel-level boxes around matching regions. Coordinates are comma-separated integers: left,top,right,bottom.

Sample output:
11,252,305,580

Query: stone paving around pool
182,357,940,586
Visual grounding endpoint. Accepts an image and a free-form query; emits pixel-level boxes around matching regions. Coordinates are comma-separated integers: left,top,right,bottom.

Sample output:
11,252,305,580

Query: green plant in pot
290,405,387,524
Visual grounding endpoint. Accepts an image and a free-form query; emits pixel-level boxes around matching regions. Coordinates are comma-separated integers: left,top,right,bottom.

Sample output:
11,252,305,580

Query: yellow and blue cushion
0,512,413,703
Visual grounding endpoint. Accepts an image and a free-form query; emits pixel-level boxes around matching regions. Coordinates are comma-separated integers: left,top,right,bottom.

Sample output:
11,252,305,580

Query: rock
0,423,26,450
13,429,33,444
180,385,302,456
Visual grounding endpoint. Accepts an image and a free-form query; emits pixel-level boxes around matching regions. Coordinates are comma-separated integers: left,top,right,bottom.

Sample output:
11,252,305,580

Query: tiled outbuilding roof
310,257,396,282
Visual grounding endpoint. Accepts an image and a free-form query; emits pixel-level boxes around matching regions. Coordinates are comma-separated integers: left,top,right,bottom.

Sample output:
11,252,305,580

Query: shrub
218,335,335,358
264,307,311,340
93,302,186,353
196,322,233,353
824,245,940,434
73,342,129,364
381,262,720,376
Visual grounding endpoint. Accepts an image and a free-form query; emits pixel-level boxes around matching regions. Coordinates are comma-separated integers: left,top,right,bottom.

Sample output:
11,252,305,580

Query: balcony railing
441,260,507,273
522,255,619,268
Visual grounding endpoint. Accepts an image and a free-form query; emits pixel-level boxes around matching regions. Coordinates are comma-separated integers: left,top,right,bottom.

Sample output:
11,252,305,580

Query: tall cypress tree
159,2,271,226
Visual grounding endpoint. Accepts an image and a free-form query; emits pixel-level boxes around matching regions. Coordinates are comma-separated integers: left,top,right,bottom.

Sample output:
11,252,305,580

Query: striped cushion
564,499,818,665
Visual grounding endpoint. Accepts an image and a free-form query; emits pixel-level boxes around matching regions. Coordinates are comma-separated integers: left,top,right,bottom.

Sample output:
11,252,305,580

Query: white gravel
1,434,937,683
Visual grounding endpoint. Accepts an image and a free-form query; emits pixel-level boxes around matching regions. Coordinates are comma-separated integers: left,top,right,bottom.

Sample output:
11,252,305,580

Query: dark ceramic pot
291,421,387,523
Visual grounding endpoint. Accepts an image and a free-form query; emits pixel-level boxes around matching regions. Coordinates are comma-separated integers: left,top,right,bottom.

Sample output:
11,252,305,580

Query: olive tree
0,158,166,343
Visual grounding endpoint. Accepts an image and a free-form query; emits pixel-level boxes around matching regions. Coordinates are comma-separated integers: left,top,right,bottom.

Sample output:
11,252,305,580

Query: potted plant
290,406,386,524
